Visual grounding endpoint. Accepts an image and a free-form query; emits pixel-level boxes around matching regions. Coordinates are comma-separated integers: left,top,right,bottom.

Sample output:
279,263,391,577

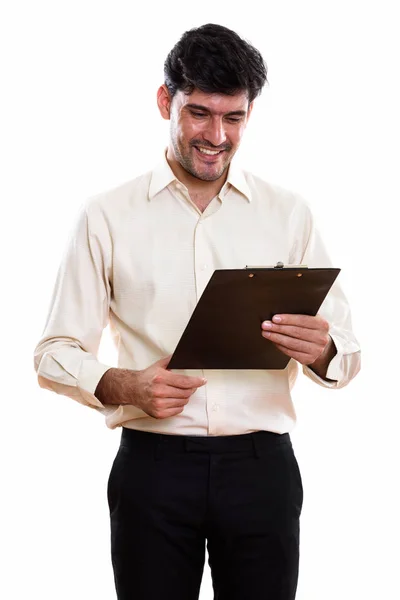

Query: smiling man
164,88,249,176
159,87,251,212
34,23,361,600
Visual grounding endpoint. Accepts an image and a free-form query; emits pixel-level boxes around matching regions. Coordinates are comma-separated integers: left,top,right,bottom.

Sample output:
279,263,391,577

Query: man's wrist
94,367,140,405
307,337,337,381
94,368,117,403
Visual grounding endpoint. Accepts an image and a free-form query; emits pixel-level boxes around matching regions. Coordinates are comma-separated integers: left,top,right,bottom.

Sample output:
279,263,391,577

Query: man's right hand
94,356,207,419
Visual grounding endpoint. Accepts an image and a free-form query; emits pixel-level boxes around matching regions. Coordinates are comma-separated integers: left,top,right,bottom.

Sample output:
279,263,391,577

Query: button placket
194,219,213,299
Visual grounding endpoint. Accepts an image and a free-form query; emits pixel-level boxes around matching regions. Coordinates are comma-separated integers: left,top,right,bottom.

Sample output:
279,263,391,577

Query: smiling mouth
194,146,225,157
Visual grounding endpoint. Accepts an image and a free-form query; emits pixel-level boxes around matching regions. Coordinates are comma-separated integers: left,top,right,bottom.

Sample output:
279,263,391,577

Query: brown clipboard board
168,265,340,370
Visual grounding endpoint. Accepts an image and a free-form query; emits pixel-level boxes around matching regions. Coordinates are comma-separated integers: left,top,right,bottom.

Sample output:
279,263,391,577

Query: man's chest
110,210,292,305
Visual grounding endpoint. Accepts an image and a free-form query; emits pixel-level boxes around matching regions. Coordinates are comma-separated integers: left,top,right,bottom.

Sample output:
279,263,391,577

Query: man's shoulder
242,168,311,213
84,170,153,215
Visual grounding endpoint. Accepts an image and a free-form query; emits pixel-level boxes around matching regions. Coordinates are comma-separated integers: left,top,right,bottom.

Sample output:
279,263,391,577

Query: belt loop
251,433,261,459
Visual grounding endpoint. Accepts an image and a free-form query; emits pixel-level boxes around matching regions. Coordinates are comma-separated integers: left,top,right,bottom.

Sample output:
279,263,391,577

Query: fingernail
262,321,272,329
273,315,282,323
202,378,207,384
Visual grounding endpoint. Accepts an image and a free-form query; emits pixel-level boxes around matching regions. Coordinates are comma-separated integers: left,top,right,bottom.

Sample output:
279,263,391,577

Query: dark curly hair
164,24,268,104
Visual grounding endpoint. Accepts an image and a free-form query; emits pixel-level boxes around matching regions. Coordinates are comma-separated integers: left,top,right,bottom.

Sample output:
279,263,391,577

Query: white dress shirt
33,152,361,435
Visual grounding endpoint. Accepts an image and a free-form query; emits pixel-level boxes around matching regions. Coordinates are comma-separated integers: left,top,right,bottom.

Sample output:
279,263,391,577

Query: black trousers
107,428,303,600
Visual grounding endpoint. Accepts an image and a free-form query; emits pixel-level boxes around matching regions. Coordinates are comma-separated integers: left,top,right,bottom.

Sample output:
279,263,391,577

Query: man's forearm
94,367,138,405
307,336,337,381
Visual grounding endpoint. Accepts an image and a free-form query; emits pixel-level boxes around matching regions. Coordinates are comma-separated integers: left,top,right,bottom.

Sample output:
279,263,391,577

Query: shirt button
212,404,219,412
201,264,207,271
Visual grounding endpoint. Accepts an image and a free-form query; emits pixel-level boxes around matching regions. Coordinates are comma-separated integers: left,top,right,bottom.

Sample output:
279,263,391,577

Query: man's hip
107,427,303,600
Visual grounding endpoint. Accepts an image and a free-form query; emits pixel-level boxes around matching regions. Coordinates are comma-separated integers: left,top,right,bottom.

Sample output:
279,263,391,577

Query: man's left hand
261,314,333,367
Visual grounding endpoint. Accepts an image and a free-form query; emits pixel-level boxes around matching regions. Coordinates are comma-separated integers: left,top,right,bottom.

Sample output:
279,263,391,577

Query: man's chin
191,162,229,182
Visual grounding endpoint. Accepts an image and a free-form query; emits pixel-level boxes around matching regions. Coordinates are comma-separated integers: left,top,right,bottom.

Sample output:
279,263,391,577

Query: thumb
157,355,173,369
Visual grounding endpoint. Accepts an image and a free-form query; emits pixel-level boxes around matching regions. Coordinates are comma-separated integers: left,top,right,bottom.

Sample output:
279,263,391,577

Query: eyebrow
185,103,248,117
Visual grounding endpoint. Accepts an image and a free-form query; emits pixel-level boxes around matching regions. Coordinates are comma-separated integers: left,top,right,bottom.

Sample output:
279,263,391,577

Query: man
34,23,361,600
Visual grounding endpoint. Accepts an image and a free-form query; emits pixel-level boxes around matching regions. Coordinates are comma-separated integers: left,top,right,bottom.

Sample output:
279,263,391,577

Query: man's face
168,89,252,182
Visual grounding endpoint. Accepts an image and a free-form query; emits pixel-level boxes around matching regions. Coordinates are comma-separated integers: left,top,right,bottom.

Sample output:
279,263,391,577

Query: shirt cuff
77,359,113,408
302,332,343,388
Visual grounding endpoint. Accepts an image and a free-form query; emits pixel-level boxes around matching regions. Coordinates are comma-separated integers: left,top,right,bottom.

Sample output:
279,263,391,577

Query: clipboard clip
245,262,309,269
274,261,308,269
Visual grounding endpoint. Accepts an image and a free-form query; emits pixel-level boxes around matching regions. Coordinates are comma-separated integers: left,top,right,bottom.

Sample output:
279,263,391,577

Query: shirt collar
224,156,252,202
148,150,252,202
148,151,178,200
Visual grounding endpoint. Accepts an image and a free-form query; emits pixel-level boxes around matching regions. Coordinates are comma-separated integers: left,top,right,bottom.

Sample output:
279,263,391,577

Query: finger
271,314,329,331
161,371,207,389
262,322,326,343
152,396,189,409
155,357,207,389
262,330,317,354
152,405,186,419
274,344,315,365
154,385,197,400
157,355,173,367
152,371,206,390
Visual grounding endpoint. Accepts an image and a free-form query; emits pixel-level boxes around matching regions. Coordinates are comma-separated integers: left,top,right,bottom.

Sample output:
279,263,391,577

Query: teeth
197,147,220,155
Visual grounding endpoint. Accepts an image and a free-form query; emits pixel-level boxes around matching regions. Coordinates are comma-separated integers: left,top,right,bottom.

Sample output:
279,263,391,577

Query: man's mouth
193,145,226,157
196,147,222,155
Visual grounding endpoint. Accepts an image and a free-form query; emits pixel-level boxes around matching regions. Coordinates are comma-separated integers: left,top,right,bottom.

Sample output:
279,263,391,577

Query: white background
1,0,399,598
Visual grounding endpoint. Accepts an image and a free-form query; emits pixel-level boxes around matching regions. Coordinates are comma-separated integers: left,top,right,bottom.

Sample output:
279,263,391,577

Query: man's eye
191,111,207,118
226,117,241,123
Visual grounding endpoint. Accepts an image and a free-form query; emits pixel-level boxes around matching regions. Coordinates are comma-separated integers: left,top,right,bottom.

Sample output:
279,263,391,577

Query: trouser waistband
120,427,291,460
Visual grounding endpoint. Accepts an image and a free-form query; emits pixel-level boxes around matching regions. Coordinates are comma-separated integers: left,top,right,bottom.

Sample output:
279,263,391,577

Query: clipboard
168,263,340,370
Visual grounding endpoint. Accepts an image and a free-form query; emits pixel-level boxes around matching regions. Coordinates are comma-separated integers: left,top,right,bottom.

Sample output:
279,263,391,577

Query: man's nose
203,118,227,147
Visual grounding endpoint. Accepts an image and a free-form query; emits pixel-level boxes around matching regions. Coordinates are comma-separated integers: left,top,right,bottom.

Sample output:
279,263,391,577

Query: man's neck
166,153,227,212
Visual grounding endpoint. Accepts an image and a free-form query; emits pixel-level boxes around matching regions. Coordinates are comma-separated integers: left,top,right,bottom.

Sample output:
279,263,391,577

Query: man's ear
157,84,172,120
247,101,254,120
